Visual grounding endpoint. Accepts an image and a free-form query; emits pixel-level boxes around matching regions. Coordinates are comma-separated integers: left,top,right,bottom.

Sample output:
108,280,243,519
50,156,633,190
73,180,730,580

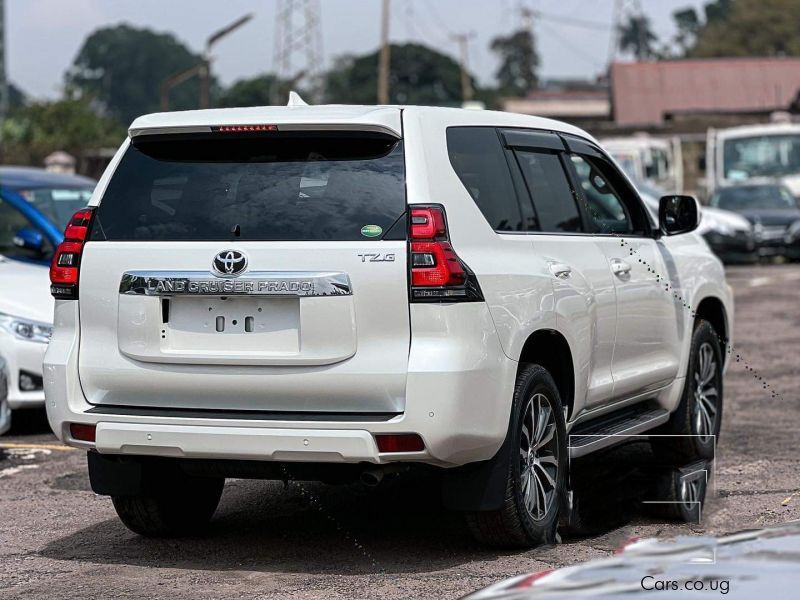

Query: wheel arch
694,295,728,349
517,329,576,420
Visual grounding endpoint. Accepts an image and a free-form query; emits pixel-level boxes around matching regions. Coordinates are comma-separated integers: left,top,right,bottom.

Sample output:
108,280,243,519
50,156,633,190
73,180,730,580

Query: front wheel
465,364,567,548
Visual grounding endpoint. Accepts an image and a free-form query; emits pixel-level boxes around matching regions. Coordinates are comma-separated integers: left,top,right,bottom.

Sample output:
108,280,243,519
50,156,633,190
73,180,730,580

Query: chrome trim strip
119,271,352,297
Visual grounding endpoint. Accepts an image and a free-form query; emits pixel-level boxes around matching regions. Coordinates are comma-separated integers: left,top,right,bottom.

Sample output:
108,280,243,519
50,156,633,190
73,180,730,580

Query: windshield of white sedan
723,134,800,180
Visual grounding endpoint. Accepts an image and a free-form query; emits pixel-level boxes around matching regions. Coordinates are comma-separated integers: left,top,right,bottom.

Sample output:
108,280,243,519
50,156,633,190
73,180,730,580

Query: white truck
599,135,683,194
706,121,800,197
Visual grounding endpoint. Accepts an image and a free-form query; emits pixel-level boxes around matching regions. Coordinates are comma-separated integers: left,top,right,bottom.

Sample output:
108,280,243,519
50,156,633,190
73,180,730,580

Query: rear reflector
70,423,97,443
375,433,425,453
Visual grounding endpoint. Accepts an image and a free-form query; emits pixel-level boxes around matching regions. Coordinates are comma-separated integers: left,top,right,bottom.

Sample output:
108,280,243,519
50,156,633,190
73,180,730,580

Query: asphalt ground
1,263,798,599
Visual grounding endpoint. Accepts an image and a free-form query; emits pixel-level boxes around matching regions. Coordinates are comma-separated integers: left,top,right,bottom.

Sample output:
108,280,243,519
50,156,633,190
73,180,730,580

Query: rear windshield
91,133,406,242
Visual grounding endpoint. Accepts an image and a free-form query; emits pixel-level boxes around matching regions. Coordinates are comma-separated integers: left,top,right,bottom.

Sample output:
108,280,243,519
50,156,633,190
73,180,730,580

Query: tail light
409,205,483,302
50,208,95,300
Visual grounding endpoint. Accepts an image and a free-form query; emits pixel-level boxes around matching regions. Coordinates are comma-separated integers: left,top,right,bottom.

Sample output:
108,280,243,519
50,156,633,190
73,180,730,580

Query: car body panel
465,522,800,599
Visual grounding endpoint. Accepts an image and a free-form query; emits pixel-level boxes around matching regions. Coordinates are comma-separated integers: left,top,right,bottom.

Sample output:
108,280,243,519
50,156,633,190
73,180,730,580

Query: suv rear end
44,106,516,534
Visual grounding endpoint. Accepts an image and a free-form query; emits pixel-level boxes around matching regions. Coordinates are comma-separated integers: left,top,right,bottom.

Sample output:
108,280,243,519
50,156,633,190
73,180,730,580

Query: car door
502,129,617,411
562,135,681,399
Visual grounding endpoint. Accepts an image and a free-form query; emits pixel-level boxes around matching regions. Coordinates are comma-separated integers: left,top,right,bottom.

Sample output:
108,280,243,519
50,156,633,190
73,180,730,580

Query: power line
273,0,323,100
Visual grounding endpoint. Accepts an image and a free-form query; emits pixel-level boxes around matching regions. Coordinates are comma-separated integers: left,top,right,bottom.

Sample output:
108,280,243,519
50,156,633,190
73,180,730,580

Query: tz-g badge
358,252,396,263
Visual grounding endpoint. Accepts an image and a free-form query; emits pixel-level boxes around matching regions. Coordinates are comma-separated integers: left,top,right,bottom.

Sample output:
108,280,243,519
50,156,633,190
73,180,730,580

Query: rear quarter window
446,127,523,232
91,133,406,242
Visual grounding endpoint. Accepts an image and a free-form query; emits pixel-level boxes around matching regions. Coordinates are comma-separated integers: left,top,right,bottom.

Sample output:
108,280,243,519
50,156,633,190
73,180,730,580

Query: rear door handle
549,263,572,279
610,259,632,277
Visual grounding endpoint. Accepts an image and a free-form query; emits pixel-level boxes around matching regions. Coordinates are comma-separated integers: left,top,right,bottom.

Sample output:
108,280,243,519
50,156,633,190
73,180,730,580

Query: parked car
45,104,732,545
0,355,10,435
709,181,800,259
636,181,757,264
464,521,800,599
0,166,96,265
0,255,53,417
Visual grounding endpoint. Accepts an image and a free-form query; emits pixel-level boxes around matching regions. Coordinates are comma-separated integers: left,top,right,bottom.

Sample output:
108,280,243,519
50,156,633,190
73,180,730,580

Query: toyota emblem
212,250,248,278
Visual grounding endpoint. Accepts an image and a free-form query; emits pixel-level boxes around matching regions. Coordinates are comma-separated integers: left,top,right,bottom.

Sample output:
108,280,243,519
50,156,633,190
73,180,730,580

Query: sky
6,0,708,100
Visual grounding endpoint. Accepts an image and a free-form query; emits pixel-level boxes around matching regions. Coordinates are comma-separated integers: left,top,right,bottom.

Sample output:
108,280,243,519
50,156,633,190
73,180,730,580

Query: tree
0,98,124,165
618,14,659,60
218,75,281,108
323,43,471,106
673,8,701,54
65,24,213,125
491,29,539,96
687,0,800,58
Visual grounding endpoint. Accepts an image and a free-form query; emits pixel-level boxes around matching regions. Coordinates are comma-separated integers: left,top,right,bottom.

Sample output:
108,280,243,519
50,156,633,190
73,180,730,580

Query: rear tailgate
78,126,410,415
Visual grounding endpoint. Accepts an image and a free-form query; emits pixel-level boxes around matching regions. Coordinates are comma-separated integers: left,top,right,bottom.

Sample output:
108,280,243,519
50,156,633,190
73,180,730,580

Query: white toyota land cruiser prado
44,103,732,547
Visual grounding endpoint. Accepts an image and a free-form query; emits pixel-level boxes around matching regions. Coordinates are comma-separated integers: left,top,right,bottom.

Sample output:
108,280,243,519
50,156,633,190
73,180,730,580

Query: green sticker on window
360,224,383,238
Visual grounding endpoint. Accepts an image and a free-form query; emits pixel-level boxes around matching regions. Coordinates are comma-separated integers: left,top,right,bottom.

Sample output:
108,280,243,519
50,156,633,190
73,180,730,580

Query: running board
568,407,670,458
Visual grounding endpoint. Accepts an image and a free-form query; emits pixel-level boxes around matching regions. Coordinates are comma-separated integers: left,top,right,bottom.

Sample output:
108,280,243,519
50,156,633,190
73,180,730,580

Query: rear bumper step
568,407,670,458
86,405,401,422
92,422,398,463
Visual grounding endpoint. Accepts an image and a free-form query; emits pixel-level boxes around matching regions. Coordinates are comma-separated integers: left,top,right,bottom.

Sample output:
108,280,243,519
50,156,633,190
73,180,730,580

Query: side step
568,406,670,458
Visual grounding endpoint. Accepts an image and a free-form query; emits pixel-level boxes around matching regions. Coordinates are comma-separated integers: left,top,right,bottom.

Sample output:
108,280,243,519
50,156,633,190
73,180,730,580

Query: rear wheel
112,473,224,537
652,320,723,463
465,364,567,548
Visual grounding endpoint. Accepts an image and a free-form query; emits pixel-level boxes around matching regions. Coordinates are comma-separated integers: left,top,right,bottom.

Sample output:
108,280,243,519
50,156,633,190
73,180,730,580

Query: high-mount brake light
408,205,483,302
213,124,279,133
50,208,95,300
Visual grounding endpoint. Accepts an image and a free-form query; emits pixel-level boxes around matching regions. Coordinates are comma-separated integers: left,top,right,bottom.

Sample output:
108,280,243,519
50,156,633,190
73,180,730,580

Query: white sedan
0,255,53,425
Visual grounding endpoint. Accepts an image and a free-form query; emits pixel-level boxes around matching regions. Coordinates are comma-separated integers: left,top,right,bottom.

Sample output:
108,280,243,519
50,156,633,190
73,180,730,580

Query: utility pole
377,0,391,104
451,32,476,103
273,0,323,103
0,0,8,139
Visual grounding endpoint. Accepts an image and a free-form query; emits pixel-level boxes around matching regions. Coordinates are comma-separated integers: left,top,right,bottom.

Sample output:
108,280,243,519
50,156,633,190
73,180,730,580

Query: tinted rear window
91,133,405,242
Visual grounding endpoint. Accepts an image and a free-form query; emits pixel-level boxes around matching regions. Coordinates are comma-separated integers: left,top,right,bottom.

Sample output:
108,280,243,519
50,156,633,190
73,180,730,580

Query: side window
446,127,524,231
569,154,634,234
514,150,583,233
0,197,44,259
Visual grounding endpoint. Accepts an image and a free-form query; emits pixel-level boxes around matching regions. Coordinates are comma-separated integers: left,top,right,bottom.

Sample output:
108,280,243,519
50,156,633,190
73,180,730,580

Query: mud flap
441,435,512,512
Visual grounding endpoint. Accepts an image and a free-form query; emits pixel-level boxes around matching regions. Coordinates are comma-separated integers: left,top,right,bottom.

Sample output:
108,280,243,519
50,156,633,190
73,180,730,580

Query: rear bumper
45,301,517,468
0,331,47,410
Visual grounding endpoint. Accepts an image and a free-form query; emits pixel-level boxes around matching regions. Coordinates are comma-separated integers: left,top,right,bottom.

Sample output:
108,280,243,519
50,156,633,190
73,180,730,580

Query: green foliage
689,0,800,57
618,15,659,60
491,29,539,96
65,24,211,125
217,74,308,108
323,43,471,105
0,98,124,165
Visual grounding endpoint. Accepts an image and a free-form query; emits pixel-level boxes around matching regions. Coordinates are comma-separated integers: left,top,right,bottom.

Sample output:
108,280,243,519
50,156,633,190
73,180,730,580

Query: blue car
0,166,96,265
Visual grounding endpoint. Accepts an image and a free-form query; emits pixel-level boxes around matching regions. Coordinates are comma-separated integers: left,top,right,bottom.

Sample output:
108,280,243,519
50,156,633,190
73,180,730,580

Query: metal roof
611,58,800,126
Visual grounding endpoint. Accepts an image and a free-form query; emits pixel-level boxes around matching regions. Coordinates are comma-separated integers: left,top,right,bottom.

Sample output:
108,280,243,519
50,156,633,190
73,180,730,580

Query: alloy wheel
519,393,559,520
693,342,719,443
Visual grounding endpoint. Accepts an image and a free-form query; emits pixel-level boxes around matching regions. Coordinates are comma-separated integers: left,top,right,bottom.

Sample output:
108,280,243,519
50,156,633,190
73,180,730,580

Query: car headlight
0,313,53,343
786,220,800,243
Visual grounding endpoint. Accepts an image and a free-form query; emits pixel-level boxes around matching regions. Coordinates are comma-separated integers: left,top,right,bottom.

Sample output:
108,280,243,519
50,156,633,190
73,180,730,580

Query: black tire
652,320,723,464
465,364,567,548
112,473,224,537
645,463,708,523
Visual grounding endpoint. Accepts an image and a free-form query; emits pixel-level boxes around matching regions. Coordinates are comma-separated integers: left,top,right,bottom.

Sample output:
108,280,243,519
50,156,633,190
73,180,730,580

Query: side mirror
13,227,45,253
659,195,700,236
